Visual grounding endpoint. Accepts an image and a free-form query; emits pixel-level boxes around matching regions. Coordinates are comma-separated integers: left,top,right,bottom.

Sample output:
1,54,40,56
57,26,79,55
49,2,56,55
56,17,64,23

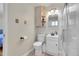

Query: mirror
48,14,58,27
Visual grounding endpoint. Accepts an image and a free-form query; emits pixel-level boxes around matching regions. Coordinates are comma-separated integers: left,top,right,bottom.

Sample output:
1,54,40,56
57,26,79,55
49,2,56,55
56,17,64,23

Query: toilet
33,33,45,56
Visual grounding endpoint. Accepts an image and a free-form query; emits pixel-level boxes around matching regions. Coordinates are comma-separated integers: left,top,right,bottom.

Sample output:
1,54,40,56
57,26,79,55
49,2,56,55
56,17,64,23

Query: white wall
0,16,3,29
6,4,35,56
35,6,41,27
0,3,3,29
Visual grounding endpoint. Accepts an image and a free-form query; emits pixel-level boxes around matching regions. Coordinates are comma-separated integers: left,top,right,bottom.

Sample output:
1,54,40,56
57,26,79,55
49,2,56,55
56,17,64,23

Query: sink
46,34,58,37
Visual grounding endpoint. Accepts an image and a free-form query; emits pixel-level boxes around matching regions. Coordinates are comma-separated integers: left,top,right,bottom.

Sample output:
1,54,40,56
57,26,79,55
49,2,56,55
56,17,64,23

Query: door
63,3,79,56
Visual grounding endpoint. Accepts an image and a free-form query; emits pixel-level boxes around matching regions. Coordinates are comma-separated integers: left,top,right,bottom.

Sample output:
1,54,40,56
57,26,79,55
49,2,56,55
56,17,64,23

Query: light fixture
51,10,54,15
51,10,54,13
47,9,59,16
48,11,51,16
55,10,59,14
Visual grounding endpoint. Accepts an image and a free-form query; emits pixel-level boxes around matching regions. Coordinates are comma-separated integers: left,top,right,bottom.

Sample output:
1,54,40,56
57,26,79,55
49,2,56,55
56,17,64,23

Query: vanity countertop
46,34,58,38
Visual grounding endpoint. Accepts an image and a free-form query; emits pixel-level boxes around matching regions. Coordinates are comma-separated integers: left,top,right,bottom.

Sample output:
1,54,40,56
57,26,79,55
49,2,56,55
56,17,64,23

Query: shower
62,3,79,56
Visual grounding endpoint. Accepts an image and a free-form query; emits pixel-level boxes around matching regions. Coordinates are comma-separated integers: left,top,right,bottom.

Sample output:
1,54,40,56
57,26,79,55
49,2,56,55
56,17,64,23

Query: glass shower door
63,3,79,56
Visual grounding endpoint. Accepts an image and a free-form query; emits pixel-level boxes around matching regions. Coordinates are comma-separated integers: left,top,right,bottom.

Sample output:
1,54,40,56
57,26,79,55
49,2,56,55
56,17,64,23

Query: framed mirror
48,14,58,27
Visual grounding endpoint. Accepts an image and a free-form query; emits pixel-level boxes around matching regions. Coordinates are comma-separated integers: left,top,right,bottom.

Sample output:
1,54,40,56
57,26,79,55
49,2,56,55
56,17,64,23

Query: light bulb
48,11,51,16
55,10,59,14
51,10,54,13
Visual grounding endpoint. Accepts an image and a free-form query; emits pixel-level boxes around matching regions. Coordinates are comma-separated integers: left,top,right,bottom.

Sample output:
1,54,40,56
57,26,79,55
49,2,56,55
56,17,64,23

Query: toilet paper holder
20,36,28,40
20,37,24,40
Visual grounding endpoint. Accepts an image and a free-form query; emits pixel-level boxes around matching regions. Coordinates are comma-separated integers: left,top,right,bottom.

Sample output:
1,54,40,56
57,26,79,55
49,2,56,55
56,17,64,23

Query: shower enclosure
62,3,79,56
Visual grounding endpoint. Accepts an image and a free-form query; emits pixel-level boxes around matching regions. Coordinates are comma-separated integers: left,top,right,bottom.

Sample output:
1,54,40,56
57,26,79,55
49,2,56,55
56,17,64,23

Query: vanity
46,33,58,55
44,10,59,55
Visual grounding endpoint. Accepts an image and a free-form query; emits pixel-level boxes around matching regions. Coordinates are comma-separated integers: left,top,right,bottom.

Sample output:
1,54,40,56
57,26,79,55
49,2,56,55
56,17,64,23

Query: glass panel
63,3,79,56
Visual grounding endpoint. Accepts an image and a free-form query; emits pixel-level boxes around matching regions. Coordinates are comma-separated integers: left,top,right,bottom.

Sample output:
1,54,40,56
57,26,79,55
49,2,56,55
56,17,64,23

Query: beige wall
7,4,35,56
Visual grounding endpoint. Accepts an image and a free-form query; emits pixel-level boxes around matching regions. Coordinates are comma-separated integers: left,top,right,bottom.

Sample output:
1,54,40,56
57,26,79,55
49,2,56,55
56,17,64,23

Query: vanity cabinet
35,6,46,27
46,36,58,55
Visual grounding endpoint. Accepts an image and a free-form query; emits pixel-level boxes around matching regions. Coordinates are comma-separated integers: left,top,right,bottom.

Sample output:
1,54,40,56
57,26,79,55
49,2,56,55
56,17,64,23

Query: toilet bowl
33,33,45,56
33,42,43,56
33,42,42,50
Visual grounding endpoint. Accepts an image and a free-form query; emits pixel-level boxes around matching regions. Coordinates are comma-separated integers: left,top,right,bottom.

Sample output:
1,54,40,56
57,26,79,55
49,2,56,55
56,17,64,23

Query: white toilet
33,33,45,56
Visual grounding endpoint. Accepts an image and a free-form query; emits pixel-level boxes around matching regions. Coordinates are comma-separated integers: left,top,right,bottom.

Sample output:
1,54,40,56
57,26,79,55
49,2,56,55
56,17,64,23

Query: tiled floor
28,50,53,56
0,47,3,56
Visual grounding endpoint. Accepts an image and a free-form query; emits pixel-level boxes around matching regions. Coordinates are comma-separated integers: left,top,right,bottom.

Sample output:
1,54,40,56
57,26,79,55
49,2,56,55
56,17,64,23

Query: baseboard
22,48,34,56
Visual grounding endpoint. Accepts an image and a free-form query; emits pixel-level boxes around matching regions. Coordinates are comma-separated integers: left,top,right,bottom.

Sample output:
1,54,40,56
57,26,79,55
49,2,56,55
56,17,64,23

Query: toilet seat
33,42,42,46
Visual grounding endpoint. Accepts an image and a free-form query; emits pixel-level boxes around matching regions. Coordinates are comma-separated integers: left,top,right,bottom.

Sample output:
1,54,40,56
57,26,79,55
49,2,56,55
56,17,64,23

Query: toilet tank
37,33,45,42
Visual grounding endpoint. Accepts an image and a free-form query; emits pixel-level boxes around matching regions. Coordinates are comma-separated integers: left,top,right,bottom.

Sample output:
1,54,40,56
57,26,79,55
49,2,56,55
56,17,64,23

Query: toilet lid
33,42,42,46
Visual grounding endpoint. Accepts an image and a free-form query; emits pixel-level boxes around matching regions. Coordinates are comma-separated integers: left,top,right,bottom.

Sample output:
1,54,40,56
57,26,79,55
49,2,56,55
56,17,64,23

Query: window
52,21,58,26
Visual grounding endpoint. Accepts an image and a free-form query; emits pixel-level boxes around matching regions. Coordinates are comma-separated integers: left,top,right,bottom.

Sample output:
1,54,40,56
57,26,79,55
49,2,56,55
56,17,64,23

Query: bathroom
0,3,79,56
33,4,64,56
